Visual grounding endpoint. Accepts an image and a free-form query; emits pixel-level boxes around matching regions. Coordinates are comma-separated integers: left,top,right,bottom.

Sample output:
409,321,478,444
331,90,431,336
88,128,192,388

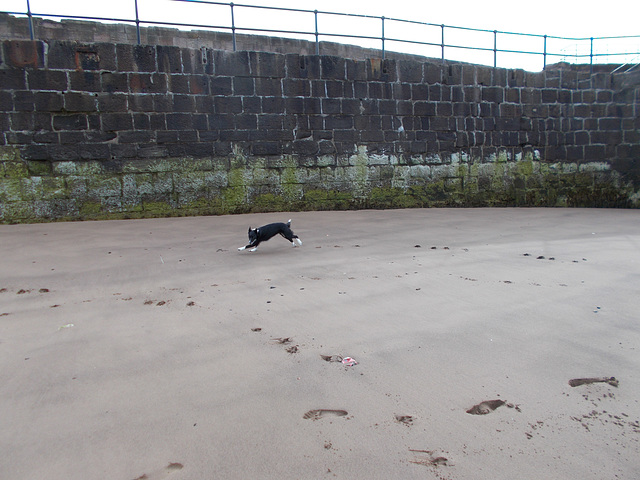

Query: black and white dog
238,219,302,252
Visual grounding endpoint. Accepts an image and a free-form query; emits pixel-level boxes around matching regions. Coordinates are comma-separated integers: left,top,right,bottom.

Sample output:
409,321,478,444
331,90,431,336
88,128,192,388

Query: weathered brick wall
0,39,639,222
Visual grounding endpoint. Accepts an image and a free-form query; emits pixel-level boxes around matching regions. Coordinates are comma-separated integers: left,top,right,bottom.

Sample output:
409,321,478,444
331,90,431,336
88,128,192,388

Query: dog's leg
249,246,257,252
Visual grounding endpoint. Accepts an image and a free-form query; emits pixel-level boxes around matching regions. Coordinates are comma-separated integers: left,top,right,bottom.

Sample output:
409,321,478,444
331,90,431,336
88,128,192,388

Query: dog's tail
287,219,291,227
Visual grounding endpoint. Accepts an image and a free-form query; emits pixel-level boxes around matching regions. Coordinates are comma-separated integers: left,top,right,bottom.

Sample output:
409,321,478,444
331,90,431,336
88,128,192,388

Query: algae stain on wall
281,156,303,203
352,146,370,198
1,143,639,223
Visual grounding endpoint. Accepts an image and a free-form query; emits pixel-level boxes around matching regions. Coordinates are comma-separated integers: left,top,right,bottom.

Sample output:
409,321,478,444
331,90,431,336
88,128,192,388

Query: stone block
210,76,233,96
52,114,87,131
367,58,396,82
165,113,192,130
11,91,31,112
354,81,368,98
102,113,133,131
346,59,367,81
476,66,492,86
232,76,253,96
132,45,157,72
482,86,504,104
45,41,76,69
341,99,361,115
258,114,283,130
35,92,63,112
252,142,281,156
320,98,339,115
3,40,45,68
28,70,68,91
598,118,621,130
214,96,242,114
148,114,165,131
398,60,422,83
101,72,129,93
250,51,285,78
321,56,346,79
127,94,152,113
443,64,462,85
286,54,321,79
325,115,353,130
283,78,311,97
262,97,285,114
214,50,250,77
47,145,79,161
208,114,235,130
157,45,182,73
430,117,454,131
182,47,209,75
396,100,411,116
326,80,344,98
292,138,318,155
69,71,101,92
170,95,193,113
64,92,97,112
130,73,167,94
78,144,110,160
285,98,304,114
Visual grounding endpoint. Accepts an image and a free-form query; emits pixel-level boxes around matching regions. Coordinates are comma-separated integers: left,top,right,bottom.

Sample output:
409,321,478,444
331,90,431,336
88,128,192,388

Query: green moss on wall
251,193,288,212
1,144,638,223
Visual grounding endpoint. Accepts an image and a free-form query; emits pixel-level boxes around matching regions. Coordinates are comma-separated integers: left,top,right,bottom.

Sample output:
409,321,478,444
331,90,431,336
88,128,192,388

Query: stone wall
0,36,639,222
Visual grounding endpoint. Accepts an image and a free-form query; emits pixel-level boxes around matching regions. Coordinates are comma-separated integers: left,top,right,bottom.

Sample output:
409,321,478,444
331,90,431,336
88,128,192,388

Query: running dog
238,219,302,252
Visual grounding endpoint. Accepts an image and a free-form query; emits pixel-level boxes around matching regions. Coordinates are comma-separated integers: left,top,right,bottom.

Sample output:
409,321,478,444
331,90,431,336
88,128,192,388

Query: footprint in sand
273,337,292,344
303,409,348,420
133,462,183,480
466,400,505,415
569,377,618,387
320,355,343,362
409,449,449,467
395,415,414,426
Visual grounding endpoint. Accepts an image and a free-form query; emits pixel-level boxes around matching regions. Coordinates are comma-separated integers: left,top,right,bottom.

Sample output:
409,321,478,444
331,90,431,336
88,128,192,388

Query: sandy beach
1,208,639,480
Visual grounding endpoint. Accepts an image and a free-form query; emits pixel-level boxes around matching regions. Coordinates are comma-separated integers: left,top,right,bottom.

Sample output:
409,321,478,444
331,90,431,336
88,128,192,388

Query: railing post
590,36,593,73
134,0,141,45
441,24,445,64
314,10,319,55
230,2,236,51
381,16,385,60
493,30,497,68
26,0,34,40
543,34,547,69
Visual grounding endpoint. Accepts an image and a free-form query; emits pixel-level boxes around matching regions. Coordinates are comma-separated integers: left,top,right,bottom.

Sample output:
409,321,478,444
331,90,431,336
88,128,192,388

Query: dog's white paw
296,238,303,246
249,247,257,252
238,246,245,251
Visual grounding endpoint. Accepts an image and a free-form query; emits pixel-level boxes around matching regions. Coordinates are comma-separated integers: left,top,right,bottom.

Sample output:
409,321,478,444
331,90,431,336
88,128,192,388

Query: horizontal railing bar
4,0,639,69
172,0,639,43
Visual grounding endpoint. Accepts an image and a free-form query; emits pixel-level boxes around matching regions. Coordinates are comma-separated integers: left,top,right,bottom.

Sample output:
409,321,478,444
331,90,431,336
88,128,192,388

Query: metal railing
4,0,639,71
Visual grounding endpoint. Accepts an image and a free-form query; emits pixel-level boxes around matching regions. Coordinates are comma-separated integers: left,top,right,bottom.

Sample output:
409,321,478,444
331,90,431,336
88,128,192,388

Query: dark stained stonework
0,24,638,222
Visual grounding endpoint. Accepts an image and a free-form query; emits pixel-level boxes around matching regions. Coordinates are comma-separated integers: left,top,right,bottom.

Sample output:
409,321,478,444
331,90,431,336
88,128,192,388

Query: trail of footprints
4,248,621,475
252,324,628,470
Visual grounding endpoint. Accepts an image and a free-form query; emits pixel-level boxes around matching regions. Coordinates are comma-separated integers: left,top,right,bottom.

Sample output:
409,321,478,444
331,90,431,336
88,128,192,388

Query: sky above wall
2,0,638,71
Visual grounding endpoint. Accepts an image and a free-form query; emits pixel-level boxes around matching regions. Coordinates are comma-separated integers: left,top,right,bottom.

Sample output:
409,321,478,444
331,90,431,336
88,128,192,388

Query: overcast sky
2,0,638,71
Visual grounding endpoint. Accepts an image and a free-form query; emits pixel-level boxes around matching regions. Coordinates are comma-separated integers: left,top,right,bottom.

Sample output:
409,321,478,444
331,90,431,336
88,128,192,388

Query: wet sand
1,208,639,479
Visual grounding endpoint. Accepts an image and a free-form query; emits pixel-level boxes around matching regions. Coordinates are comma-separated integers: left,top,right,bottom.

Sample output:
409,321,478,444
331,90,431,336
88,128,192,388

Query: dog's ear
248,227,252,232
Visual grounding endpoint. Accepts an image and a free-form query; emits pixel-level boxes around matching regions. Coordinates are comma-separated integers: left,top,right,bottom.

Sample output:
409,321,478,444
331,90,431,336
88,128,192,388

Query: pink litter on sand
342,357,357,366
